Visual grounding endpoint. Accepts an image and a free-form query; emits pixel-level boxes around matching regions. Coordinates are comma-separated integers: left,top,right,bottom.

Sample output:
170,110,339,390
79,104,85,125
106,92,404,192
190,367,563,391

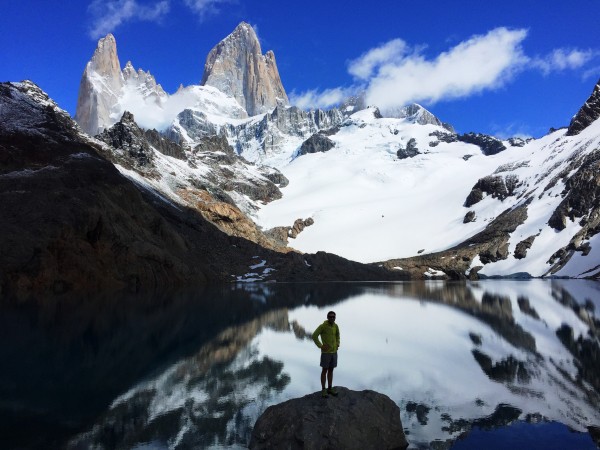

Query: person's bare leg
321,368,327,390
327,368,334,389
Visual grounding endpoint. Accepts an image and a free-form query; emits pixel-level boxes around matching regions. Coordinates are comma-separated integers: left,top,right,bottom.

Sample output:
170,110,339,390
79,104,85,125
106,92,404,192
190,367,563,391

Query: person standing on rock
312,311,340,398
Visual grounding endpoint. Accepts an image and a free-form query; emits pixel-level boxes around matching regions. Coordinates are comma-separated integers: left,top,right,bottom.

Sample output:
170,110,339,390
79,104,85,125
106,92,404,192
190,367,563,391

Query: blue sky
1,0,599,137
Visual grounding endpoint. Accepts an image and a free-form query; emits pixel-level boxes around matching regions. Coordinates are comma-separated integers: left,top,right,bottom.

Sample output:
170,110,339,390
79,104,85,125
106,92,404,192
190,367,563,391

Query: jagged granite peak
200,21,289,116
75,34,166,136
75,34,124,136
122,60,166,98
567,77,600,136
384,103,455,132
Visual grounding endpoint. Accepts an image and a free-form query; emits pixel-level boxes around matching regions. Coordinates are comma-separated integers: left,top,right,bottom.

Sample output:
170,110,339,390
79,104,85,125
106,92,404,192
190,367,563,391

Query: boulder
463,211,476,223
249,387,408,450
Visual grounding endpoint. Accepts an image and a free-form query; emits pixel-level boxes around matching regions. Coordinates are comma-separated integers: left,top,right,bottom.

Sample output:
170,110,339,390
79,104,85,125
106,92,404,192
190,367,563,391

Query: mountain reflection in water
1,281,599,449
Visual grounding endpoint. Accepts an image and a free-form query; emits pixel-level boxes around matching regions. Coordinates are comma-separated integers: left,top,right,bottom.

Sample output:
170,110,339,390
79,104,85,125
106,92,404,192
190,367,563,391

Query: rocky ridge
95,111,300,251
567,78,600,136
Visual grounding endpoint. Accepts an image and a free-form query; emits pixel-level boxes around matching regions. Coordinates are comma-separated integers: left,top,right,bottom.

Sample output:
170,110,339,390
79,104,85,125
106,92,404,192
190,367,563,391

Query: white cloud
583,66,600,81
88,0,170,39
291,28,598,114
290,87,357,111
114,86,197,130
365,28,529,113
183,0,232,20
290,28,531,112
531,48,597,75
348,39,408,80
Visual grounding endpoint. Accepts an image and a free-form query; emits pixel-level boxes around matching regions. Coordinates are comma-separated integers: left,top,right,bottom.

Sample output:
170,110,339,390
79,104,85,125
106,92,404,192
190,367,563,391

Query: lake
1,280,599,449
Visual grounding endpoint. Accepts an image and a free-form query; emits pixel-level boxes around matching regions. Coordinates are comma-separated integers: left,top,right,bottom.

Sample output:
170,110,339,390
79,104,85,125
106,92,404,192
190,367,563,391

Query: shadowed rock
249,387,408,450
567,78,600,136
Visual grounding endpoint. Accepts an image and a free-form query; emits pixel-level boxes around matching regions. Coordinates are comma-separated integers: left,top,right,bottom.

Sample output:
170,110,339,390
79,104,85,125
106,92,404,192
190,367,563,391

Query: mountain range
2,21,600,296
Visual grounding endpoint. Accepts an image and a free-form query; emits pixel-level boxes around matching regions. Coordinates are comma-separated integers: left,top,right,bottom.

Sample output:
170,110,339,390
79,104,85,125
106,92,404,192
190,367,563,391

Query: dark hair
327,311,336,317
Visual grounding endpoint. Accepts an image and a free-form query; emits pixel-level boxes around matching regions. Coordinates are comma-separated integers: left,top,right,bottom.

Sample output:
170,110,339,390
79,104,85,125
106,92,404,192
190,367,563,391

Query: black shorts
320,352,338,368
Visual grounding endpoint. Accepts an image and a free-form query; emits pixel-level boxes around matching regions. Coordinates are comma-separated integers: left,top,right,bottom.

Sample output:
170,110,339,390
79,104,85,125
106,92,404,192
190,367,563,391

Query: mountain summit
75,34,123,135
567,77,600,136
200,22,289,116
75,34,166,135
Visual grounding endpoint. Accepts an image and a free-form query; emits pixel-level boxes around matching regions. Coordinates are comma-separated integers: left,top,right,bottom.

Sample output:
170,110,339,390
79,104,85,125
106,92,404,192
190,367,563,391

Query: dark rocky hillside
0,81,405,298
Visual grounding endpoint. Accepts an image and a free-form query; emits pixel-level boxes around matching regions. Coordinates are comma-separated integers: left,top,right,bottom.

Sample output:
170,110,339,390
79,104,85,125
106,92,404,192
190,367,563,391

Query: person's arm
312,325,323,349
336,324,340,349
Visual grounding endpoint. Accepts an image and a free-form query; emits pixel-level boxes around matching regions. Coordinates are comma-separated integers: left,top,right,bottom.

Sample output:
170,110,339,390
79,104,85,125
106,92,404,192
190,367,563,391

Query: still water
1,280,599,449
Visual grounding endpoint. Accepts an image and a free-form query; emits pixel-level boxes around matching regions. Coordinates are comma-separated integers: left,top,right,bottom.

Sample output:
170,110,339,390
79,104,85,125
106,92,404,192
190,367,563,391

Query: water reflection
1,280,599,449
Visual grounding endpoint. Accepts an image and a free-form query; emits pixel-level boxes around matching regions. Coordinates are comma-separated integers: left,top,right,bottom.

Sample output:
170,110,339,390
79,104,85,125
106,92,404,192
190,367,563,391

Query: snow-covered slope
254,98,600,278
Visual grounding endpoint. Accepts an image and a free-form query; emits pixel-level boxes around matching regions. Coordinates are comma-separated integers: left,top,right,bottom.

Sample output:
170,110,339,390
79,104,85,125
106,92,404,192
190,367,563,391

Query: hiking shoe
321,389,329,398
327,387,338,396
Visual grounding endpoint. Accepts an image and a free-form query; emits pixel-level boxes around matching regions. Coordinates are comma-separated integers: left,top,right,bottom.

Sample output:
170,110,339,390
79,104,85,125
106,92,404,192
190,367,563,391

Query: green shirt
312,320,340,353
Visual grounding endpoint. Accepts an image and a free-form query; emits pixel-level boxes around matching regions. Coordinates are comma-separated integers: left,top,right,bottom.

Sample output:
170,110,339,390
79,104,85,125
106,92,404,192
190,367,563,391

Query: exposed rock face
457,132,507,155
545,149,600,277
472,349,531,383
297,132,335,155
514,235,536,259
75,34,123,135
567,78,600,136
166,104,344,164
249,387,408,450
380,203,529,280
429,130,458,146
397,138,420,159
75,34,166,136
464,174,520,207
201,22,289,116
385,103,455,132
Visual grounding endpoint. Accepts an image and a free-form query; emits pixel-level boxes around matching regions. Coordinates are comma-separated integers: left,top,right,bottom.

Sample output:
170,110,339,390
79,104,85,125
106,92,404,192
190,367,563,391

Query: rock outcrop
249,387,408,450
201,22,289,116
457,132,507,156
297,132,336,156
464,174,520,206
385,103,455,132
567,78,600,136
397,138,420,159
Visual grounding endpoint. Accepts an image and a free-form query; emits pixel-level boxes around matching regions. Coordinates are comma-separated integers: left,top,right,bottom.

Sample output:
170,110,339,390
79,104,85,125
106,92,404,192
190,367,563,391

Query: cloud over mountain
291,28,598,113
88,0,170,39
